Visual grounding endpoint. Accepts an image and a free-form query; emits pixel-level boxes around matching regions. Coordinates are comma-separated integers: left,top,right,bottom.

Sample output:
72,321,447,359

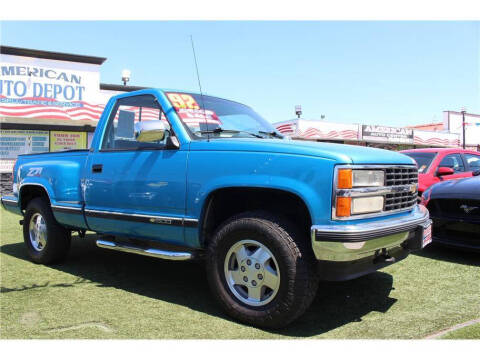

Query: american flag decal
298,128,358,140
276,123,295,134
413,136,460,147
0,95,104,122
0,96,221,128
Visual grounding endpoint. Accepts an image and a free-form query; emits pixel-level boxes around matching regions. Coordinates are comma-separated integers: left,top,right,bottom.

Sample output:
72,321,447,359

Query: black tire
206,211,319,329
23,197,71,264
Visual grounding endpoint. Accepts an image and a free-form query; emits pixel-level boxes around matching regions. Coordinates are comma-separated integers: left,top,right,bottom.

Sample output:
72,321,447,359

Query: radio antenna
190,35,209,141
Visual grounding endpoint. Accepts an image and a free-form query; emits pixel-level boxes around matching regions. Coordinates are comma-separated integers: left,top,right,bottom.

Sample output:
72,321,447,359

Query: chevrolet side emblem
149,218,172,224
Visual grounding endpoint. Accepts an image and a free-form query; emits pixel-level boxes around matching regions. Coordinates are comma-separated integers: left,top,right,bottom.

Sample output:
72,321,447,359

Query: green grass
439,323,480,339
1,207,479,339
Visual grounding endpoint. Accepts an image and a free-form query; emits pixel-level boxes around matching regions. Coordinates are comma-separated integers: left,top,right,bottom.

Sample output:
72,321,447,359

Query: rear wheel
206,211,319,328
23,197,71,264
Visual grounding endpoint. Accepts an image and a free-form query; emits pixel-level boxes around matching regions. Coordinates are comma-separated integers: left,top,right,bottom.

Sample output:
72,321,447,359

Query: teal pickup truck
1,89,432,328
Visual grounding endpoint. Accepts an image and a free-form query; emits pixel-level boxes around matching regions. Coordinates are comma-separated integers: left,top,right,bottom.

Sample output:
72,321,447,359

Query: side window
101,95,170,150
465,154,480,171
439,154,465,173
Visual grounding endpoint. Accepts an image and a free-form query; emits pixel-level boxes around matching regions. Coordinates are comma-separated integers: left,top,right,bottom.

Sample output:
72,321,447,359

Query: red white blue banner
0,54,103,122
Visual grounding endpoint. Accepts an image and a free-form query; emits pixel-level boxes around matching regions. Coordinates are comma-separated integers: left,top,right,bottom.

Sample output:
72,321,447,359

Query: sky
1,21,479,126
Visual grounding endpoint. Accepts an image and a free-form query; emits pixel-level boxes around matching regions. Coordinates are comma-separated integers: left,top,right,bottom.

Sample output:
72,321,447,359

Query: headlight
352,170,384,187
337,169,384,188
336,196,385,217
351,196,384,214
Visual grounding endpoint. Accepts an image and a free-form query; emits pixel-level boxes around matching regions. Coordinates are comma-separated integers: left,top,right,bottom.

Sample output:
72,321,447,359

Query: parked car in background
421,173,480,252
400,148,480,196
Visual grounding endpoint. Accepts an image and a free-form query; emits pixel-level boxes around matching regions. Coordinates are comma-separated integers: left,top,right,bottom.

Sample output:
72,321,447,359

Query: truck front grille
385,167,418,186
384,167,418,212
384,191,417,211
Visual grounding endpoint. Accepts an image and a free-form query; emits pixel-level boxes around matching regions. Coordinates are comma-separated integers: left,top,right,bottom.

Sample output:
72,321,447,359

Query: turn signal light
336,197,351,217
337,169,352,189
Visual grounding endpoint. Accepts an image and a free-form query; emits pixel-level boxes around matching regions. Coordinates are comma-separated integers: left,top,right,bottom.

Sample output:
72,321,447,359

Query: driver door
83,94,187,245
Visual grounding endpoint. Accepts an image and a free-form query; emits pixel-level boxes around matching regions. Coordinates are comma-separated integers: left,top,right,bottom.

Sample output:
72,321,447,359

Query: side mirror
473,169,480,176
134,121,167,143
437,167,454,176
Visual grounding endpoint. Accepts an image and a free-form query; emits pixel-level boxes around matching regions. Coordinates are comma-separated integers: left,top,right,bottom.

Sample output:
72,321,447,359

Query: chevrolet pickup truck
1,89,432,328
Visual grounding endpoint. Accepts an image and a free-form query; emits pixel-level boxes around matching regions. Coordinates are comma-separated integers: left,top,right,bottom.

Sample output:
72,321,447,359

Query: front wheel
23,197,71,264
206,211,319,328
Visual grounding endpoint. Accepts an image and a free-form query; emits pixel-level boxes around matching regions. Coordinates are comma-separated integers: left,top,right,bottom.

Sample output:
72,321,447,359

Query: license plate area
422,221,432,248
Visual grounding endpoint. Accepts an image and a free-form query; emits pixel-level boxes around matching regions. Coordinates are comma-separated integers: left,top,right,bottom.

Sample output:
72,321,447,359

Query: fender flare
196,182,319,244
18,180,55,210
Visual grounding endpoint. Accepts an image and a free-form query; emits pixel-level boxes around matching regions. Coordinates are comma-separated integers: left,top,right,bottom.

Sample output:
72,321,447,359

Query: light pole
121,69,131,86
461,107,466,149
295,105,302,119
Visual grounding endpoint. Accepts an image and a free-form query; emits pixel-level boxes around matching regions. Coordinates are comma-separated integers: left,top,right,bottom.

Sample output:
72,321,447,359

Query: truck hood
189,138,416,165
430,176,480,199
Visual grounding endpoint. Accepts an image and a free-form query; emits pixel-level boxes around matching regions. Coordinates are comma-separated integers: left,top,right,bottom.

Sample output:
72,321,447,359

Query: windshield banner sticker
177,108,221,126
166,93,200,110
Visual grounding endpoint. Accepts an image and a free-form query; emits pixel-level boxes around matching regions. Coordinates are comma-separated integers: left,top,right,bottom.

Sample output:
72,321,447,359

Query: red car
400,148,480,196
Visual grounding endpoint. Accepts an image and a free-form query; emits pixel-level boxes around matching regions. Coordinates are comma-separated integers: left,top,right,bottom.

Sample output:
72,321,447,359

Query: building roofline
444,110,480,118
100,83,148,92
0,45,107,65
407,122,444,128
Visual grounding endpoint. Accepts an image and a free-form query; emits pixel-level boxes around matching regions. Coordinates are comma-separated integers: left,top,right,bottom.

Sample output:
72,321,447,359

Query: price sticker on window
166,93,200,110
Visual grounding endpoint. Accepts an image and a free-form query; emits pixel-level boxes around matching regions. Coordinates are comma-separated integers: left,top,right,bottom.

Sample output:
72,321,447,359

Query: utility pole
461,107,466,149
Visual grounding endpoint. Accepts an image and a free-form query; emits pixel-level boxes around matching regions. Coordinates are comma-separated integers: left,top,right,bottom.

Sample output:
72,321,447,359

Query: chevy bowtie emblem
460,204,478,214
410,184,417,194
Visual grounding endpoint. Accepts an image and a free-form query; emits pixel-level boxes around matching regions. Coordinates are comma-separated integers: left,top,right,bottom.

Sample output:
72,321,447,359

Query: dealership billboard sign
0,54,103,122
361,125,414,144
1,63,86,102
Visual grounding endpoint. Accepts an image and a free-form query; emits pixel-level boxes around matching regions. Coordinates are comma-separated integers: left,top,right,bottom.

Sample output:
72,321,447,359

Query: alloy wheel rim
29,213,47,252
224,239,280,307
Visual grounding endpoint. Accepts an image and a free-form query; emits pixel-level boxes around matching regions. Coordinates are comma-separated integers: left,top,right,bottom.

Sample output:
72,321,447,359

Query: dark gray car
422,172,480,251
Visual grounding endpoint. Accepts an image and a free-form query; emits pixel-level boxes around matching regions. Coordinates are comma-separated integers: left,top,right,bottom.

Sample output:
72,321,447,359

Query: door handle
92,164,103,173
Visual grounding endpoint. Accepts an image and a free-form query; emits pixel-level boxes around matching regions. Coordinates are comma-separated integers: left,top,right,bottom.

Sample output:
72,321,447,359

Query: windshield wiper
258,130,284,139
196,128,263,138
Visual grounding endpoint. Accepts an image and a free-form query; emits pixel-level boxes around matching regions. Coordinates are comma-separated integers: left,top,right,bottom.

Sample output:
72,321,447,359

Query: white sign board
443,111,480,146
0,129,49,158
0,54,103,122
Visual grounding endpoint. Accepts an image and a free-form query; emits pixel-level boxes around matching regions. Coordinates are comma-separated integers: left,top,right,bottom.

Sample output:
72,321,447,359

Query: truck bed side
15,150,89,229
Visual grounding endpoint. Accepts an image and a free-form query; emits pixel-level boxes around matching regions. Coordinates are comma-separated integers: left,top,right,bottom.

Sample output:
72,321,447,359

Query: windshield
403,152,437,173
165,92,282,139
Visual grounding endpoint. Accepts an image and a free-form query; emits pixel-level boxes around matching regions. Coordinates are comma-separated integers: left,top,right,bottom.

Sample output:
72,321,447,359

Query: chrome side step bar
96,240,193,261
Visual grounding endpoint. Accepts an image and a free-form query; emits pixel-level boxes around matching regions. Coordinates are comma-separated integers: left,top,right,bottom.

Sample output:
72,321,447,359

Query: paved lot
1,208,479,339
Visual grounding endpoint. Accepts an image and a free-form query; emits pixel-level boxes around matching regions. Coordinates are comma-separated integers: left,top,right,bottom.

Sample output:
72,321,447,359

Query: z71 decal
26,167,43,177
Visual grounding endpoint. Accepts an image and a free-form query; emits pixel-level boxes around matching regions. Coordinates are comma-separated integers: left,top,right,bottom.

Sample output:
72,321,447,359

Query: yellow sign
166,93,200,110
49,131,86,151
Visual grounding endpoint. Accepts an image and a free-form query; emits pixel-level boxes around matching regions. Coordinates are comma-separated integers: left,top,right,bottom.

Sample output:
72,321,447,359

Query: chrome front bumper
311,205,430,262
